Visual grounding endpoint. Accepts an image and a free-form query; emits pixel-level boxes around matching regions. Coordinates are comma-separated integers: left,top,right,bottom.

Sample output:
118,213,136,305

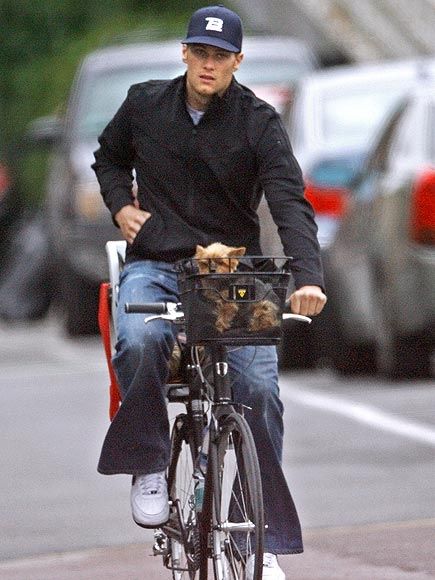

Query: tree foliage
0,0,206,144
0,0,209,206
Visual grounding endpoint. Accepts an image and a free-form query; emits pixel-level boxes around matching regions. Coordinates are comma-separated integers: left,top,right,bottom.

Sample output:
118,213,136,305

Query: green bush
0,0,212,208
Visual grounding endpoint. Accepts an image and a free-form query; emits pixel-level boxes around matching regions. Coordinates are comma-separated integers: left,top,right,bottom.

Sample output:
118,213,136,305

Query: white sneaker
130,471,169,528
246,552,286,580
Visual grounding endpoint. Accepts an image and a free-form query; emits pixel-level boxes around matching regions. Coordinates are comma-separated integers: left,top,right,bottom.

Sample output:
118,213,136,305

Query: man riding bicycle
92,5,326,578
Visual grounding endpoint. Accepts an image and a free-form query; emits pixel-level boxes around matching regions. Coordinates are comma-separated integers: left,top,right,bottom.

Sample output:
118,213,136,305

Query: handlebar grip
125,302,167,314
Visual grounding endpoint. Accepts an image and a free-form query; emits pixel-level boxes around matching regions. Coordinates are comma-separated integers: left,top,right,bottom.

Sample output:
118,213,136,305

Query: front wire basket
176,256,293,345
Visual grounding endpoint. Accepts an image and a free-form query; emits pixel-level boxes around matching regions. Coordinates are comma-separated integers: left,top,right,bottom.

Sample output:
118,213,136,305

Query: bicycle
117,254,311,580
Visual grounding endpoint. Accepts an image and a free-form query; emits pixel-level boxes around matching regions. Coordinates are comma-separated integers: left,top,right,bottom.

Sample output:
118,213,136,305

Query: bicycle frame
118,259,312,580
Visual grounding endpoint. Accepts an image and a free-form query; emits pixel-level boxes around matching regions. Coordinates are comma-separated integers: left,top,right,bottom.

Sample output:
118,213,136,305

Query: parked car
287,58,435,230
326,79,435,378
31,36,318,335
264,58,435,370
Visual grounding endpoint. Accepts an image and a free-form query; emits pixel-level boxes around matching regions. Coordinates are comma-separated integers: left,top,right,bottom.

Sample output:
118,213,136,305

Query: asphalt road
1,318,434,579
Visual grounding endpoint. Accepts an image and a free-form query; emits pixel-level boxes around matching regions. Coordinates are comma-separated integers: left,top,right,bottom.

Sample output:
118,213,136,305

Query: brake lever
282,313,312,324
144,312,184,324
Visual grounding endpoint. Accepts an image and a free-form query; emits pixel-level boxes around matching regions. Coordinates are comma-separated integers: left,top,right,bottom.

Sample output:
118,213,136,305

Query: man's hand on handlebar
288,285,327,317
115,204,151,245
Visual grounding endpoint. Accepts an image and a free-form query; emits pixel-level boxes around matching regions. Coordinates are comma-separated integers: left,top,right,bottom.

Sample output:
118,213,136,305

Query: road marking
284,388,435,447
304,517,435,537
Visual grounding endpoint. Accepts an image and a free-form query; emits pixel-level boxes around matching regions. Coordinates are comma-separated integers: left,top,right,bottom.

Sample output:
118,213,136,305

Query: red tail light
304,179,349,218
410,168,435,245
0,163,10,197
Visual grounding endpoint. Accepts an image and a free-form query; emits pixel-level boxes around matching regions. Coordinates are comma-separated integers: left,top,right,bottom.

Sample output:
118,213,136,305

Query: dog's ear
195,245,205,256
228,246,246,257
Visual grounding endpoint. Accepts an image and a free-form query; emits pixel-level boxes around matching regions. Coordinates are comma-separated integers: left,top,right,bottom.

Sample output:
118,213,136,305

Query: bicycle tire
166,413,203,580
209,411,264,580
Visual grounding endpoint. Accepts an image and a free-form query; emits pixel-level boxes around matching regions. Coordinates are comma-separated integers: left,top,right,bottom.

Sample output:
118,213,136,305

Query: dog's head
195,243,246,274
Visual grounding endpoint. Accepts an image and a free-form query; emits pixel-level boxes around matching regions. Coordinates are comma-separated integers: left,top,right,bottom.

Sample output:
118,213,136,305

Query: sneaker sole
132,513,170,529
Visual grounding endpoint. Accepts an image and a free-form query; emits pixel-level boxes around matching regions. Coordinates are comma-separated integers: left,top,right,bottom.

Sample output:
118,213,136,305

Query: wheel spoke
210,412,264,580
167,414,202,579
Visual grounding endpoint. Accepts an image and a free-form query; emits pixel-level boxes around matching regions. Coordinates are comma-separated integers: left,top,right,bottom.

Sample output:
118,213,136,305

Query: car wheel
62,269,100,337
278,321,317,370
331,339,378,376
327,296,377,375
379,331,433,380
314,282,377,375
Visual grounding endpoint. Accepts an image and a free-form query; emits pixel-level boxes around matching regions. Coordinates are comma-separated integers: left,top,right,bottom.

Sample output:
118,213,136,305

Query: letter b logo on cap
205,17,224,32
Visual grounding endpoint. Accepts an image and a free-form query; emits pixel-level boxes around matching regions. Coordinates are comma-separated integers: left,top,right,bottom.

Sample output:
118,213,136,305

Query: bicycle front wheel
210,411,264,580
166,413,202,580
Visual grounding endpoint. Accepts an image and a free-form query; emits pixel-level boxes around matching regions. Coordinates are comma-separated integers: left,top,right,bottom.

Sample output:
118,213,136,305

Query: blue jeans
97,260,303,554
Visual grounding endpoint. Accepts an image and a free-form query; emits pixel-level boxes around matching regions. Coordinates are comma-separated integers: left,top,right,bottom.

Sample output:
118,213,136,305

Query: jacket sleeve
92,89,136,223
256,112,325,290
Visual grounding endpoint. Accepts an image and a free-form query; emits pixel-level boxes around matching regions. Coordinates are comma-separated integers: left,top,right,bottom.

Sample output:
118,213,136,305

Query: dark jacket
92,75,324,289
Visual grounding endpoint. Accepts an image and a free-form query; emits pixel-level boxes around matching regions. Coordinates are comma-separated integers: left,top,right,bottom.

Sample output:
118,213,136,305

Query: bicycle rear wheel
166,413,202,580
210,411,264,580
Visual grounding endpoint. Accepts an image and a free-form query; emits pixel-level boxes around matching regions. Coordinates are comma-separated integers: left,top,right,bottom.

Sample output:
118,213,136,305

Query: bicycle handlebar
125,301,311,324
125,302,171,314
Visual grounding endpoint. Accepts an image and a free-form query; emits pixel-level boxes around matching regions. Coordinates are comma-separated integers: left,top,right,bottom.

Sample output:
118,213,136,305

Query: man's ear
182,44,188,63
233,52,244,72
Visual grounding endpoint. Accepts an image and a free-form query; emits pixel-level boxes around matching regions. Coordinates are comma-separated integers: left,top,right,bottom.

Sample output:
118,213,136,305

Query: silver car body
327,81,435,377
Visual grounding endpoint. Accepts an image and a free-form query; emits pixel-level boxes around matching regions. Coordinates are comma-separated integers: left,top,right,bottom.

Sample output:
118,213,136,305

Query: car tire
327,296,378,375
278,321,317,370
331,339,378,376
379,331,433,380
62,269,100,337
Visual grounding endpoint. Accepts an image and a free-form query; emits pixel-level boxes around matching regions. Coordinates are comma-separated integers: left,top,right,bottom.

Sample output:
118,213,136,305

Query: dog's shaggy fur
194,243,280,333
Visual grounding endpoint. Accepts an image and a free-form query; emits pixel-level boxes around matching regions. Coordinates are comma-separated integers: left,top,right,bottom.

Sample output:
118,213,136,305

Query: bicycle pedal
152,530,168,556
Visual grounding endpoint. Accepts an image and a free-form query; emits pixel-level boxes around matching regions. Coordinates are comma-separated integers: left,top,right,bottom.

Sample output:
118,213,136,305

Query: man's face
182,44,243,100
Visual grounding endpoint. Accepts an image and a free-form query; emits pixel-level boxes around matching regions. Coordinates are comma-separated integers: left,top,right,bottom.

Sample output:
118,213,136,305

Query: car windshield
235,59,305,86
76,59,305,139
321,81,409,148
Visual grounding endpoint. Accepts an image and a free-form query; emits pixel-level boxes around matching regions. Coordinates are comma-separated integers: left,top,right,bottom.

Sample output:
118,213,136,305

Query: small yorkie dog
194,243,246,333
194,243,280,334
195,243,246,275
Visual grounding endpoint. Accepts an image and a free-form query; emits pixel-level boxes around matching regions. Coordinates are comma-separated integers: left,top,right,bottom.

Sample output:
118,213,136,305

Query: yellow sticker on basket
230,285,255,301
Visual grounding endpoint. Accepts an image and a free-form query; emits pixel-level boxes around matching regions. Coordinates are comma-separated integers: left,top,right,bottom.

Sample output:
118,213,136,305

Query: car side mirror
25,115,63,148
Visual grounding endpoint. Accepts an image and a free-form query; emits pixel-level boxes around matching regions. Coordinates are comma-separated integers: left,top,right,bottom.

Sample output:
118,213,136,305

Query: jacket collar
177,74,237,115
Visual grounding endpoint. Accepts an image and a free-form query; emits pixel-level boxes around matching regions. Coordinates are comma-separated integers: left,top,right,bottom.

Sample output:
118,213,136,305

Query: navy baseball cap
183,5,243,53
